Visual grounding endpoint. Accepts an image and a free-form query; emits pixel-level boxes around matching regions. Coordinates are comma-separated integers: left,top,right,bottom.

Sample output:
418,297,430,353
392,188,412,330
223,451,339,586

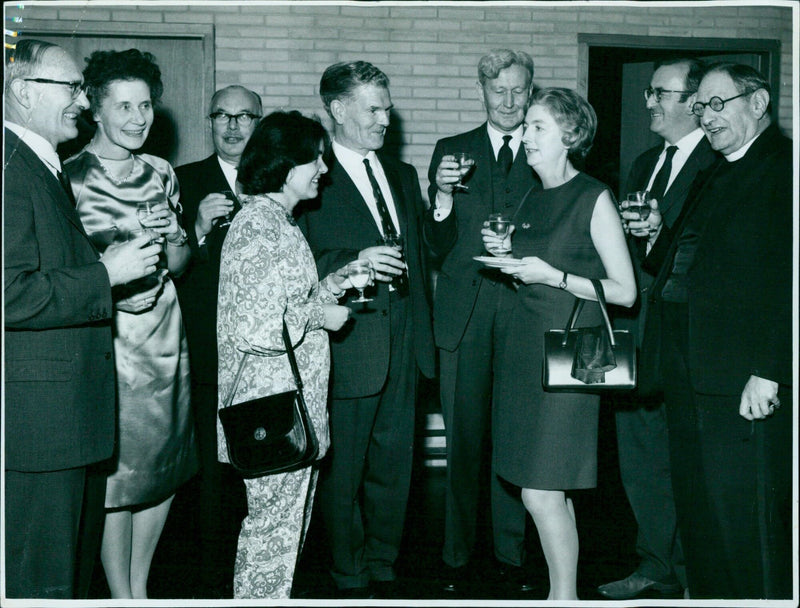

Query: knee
521,488,559,519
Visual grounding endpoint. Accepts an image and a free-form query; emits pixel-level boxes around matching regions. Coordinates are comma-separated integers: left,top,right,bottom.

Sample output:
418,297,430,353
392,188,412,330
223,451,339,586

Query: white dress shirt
217,156,239,192
333,140,400,236
645,128,706,195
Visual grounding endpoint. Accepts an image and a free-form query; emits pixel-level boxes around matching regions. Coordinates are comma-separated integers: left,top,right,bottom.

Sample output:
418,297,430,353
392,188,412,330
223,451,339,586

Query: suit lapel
329,157,378,226
379,154,408,236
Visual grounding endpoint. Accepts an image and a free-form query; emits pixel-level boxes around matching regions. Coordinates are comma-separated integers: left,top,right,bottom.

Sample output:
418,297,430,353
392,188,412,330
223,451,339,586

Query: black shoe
597,572,682,600
496,562,534,594
335,585,373,599
440,564,469,593
370,579,400,599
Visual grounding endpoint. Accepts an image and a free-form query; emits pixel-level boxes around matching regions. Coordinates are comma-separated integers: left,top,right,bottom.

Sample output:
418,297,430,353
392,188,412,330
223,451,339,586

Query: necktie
648,145,678,204
57,170,77,207
363,158,397,238
497,135,513,176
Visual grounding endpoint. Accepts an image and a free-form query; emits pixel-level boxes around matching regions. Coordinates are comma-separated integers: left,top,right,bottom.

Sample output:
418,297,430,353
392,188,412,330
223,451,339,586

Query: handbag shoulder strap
562,279,616,347
223,317,304,409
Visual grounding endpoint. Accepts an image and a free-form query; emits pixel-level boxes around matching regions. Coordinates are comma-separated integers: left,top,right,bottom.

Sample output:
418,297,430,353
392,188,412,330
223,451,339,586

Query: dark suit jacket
173,154,233,385
3,128,116,471
300,151,435,399
643,124,792,395
616,135,718,345
422,123,539,351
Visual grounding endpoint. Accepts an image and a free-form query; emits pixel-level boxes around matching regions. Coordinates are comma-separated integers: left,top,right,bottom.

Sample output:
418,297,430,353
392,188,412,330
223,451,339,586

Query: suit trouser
439,279,527,568
660,302,792,599
613,396,684,585
5,465,105,599
186,381,247,588
318,295,417,589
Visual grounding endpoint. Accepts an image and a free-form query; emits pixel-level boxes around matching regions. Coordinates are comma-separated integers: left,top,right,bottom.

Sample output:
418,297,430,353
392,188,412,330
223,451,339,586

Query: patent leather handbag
543,279,636,391
218,320,319,477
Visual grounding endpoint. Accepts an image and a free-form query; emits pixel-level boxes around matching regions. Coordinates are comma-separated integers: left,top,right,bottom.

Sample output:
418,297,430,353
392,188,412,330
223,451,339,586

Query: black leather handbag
218,320,319,478
543,279,636,391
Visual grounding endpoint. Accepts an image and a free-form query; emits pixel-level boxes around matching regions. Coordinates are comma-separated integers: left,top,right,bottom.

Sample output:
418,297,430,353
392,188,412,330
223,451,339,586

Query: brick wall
10,2,795,200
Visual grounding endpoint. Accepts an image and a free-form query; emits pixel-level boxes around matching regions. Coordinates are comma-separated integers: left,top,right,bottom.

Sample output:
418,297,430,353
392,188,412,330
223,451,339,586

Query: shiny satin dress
66,148,197,508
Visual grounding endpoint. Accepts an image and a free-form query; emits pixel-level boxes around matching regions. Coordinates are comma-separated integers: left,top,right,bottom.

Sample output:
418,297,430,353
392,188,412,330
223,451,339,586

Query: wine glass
347,259,373,303
487,212,512,256
453,152,475,191
136,201,159,228
218,189,238,228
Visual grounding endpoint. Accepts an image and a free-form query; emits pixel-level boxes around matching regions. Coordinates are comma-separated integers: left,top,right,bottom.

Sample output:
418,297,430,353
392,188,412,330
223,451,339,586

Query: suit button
382,310,388,317
105,352,112,360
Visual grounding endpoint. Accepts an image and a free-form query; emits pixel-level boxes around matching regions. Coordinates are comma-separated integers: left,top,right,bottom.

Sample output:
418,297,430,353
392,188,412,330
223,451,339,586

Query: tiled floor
89,389,677,602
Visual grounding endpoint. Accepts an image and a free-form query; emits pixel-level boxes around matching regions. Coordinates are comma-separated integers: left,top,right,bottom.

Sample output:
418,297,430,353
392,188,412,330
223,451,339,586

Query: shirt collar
216,155,239,190
6,121,62,174
486,122,523,154
669,128,705,155
724,130,762,162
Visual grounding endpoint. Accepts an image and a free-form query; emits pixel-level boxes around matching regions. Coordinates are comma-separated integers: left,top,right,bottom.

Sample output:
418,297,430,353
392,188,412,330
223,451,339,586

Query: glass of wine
347,259,373,303
136,201,160,228
487,212,512,256
453,152,475,191
377,234,408,295
218,190,238,228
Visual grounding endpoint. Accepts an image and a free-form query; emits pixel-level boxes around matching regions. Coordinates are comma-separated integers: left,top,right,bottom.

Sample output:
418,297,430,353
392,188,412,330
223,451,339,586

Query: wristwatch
166,226,188,246
558,271,568,290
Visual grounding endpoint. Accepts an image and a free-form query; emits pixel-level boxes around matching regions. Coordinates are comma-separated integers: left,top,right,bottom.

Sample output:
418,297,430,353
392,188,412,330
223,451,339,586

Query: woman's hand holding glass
114,271,167,313
481,219,515,257
137,200,181,242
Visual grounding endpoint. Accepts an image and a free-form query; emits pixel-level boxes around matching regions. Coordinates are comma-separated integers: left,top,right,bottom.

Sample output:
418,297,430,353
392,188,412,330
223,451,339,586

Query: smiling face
479,63,531,134
696,70,762,156
210,87,261,164
283,143,328,203
92,79,153,157
331,83,392,155
521,104,568,170
23,47,89,147
647,63,698,144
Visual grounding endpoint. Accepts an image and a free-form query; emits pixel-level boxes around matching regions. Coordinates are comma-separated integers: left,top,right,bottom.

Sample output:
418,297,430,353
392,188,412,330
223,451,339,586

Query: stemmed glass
487,213,512,255
347,259,373,303
453,152,475,191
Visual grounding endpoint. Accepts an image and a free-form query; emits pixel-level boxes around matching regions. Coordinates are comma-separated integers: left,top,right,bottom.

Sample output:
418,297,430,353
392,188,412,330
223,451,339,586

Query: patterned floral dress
216,194,337,599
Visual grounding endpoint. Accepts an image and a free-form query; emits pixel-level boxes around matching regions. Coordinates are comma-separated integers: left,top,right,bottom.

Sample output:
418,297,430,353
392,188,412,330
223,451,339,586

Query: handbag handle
224,317,304,408
561,278,616,348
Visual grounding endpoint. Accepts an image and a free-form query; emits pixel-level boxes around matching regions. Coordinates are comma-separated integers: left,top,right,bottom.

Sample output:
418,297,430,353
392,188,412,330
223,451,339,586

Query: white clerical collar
724,130,762,162
6,121,62,175
487,122,523,157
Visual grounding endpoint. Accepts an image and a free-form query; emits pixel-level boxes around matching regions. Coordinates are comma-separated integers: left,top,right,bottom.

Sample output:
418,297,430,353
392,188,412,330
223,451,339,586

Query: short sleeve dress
492,172,611,491
66,148,197,508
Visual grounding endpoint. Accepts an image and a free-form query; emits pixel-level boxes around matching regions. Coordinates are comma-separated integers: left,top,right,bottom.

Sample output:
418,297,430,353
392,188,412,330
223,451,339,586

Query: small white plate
473,256,526,268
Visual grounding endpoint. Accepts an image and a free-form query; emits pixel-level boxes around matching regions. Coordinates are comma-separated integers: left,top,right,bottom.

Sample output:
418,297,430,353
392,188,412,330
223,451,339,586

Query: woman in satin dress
65,49,196,599
482,88,636,600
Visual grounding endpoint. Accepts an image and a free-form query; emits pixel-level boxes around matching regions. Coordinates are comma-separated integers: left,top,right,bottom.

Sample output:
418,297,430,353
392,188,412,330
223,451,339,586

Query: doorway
580,34,780,196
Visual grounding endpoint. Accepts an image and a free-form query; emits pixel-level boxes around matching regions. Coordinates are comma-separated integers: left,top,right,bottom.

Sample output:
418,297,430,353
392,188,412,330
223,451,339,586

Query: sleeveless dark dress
493,172,610,490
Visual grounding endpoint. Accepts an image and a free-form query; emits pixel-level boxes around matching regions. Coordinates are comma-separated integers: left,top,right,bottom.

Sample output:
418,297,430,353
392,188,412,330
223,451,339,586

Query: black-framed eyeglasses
643,87,690,103
691,92,749,117
23,77,84,98
208,111,260,127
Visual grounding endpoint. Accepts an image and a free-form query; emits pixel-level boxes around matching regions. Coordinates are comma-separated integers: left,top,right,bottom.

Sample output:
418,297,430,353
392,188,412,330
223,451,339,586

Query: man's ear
750,88,770,119
8,79,32,109
329,99,346,126
475,81,486,107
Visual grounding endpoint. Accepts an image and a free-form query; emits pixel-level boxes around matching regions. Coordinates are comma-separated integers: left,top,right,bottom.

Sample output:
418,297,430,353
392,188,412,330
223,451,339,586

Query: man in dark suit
300,61,435,597
3,39,159,599
640,63,792,599
599,58,718,601
173,85,261,597
422,49,538,592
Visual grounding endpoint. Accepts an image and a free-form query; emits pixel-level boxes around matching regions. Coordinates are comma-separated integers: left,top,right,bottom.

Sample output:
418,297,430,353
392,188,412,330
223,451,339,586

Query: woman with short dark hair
482,87,636,600
216,110,352,598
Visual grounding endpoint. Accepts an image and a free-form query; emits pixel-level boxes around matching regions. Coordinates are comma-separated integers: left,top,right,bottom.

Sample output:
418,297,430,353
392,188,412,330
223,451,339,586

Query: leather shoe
597,572,682,600
440,564,469,593
496,563,534,594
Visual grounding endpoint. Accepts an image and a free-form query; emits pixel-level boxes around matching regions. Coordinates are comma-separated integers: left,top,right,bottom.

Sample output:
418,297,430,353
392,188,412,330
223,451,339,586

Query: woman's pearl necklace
90,146,135,185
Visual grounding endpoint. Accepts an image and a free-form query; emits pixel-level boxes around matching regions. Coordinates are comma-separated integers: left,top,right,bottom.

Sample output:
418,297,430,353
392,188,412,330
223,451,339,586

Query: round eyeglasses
691,92,749,117
23,77,84,99
208,112,260,127
643,87,689,103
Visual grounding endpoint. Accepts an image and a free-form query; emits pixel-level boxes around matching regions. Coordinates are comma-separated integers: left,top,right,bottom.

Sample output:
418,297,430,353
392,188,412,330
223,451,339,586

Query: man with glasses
599,58,717,601
172,85,262,597
639,63,792,599
4,39,160,598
